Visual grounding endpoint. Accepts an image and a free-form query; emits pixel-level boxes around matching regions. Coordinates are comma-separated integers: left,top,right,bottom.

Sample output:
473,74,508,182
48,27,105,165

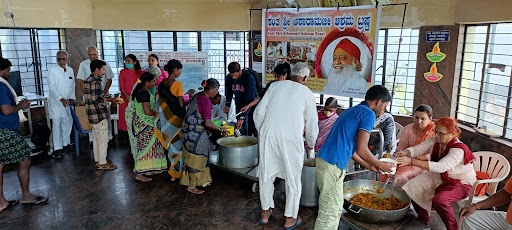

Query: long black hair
131,72,155,100
164,59,183,75
148,54,161,68
125,54,141,71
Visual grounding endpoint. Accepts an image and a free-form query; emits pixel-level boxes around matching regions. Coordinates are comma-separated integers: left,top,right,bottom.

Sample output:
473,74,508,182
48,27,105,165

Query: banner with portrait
133,51,208,93
262,6,381,98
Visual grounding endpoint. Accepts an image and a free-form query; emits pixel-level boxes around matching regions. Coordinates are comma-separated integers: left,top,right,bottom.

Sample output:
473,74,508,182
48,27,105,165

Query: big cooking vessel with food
343,179,411,223
216,136,258,168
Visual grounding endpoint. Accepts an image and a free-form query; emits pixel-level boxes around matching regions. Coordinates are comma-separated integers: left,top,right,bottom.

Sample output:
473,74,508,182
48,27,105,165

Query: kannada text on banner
262,6,381,98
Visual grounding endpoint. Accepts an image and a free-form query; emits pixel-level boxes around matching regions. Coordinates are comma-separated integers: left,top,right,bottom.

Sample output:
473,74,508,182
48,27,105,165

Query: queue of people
0,47,506,230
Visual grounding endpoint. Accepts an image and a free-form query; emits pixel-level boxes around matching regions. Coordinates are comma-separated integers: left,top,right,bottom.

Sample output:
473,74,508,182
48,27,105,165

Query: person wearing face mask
118,54,142,132
314,97,339,153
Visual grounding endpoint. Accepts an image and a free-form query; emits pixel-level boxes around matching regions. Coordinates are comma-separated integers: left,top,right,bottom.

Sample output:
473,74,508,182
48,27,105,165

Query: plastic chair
110,103,119,135
395,122,404,141
455,151,510,209
70,105,92,156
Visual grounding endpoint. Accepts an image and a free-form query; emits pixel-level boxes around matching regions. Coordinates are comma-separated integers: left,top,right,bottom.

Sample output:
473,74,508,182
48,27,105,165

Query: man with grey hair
76,46,115,145
48,50,75,158
254,62,318,229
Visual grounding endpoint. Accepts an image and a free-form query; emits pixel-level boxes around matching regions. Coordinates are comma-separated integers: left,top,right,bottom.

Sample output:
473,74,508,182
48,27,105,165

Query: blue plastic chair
70,105,92,156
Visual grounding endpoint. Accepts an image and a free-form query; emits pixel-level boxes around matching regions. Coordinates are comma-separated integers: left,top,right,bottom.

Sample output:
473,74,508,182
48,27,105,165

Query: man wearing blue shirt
314,85,394,229
0,58,48,211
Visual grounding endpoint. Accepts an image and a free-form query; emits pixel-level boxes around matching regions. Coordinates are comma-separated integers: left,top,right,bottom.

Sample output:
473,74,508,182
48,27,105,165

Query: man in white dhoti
76,46,115,145
322,38,369,97
48,51,75,159
254,62,318,229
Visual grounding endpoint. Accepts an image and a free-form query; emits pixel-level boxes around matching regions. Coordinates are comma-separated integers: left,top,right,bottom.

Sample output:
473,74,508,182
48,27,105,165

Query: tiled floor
0,132,450,230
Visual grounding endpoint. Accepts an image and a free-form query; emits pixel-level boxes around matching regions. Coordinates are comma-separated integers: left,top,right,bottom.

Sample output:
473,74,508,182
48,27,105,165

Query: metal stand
209,150,259,192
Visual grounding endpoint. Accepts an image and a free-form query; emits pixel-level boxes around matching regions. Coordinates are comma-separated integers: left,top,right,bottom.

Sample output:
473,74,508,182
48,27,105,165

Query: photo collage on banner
133,51,208,94
262,6,381,98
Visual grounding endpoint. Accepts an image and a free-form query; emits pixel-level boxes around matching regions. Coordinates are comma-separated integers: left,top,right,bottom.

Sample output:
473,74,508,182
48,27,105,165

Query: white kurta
76,59,114,91
254,80,319,192
48,65,76,119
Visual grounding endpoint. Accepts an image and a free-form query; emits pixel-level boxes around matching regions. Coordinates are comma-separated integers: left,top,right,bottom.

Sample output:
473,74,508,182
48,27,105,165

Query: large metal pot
300,158,318,207
343,179,411,223
216,136,258,168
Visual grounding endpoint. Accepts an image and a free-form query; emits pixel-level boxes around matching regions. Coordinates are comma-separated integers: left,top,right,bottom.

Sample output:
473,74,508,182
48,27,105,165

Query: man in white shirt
254,62,318,229
211,93,235,121
76,46,115,144
48,51,75,158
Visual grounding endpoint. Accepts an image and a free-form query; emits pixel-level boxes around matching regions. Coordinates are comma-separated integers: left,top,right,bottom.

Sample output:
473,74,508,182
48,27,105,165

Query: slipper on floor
97,163,117,170
0,200,19,212
22,196,48,205
284,217,302,230
259,209,273,225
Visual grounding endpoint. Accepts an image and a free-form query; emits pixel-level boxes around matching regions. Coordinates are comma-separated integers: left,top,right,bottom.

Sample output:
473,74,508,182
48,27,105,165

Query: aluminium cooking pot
343,179,411,223
216,136,258,168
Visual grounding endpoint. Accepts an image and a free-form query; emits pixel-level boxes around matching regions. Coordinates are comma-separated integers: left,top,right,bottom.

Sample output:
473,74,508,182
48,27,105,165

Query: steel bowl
216,136,258,168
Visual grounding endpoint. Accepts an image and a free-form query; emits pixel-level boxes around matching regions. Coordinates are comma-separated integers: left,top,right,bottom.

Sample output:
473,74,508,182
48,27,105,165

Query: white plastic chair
110,103,119,135
395,122,404,141
456,151,510,209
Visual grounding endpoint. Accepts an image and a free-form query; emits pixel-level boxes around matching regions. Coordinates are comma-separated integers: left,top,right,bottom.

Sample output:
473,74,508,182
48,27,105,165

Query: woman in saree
314,97,339,152
180,78,228,195
126,72,167,182
383,104,436,187
147,54,168,95
154,59,186,181
395,117,476,230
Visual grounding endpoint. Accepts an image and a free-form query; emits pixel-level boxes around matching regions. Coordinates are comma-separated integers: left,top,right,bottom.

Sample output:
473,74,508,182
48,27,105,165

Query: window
97,30,250,94
317,28,419,114
456,23,512,139
0,28,62,96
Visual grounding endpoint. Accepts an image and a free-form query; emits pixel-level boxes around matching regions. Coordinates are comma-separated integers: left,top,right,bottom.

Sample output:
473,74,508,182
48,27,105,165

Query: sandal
187,187,205,195
135,175,152,182
97,163,117,170
21,196,48,205
0,200,19,212
259,209,273,225
95,160,113,166
284,217,302,230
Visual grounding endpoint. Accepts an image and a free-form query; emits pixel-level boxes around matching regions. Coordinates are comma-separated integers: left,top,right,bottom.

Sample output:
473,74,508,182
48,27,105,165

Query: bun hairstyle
131,72,156,100
163,59,183,75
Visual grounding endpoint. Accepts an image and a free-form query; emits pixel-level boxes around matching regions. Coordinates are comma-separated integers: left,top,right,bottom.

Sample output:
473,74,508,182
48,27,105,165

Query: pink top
396,124,417,151
197,95,212,120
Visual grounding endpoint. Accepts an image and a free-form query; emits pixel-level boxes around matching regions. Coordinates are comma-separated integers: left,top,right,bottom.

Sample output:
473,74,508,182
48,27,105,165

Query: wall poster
262,6,381,98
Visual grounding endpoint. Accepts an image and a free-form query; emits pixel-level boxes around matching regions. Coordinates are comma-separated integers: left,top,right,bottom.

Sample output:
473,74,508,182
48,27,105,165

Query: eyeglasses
57,58,67,61
435,130,451,136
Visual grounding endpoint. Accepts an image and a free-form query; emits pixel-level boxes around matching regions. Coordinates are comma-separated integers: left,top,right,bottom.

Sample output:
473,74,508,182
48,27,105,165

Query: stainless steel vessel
300,158,319,207
216,136,258,168
343,179,411,223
